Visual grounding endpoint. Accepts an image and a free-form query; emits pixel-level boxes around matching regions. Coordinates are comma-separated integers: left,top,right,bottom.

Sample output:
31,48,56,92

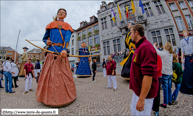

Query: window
151,30,163,47
175,16,185,31
81,23,84,27
103,41,110,55
78,32,81,37
82,30,86,35
187,0,193,7
178,1,186,9
72,35,74,37
125,8,136,22
71,48,74,55
88,36,92,46
78,40,81,48
154,0,165,14
91,17,94,22
34,55,35,58
143,3,154,17
88,27,92,33
37,55,39,57
169,3,178,11
82,38,86,43
72,40,74,46
94,25,98,30
110,15,117,27
31,55,32,57
164,28,176,46
107,41,110,55
113,39,121,53
103,42,107,55
94,34,100,44
101,17,107,30
185,15,193,29
109,3,113,8
101,7,106,11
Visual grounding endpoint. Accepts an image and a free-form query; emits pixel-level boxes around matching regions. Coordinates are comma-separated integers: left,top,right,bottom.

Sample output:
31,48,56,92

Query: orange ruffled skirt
36,53,76,107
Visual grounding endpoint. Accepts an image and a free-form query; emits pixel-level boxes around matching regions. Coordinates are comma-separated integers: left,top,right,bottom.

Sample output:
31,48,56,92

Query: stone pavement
0,72,193,116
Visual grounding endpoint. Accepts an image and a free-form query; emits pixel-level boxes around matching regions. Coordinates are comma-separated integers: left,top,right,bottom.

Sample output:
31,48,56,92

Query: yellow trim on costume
125,32,135,50
120,50,134,66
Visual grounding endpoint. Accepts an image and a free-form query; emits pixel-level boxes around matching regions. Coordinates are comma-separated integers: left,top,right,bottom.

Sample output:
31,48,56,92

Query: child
36,72,40,83
172,54,183,105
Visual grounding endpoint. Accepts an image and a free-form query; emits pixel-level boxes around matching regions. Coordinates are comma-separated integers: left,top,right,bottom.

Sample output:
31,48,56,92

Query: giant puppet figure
36,8,76,107
76,42,92,77
19,47,28,77
120,21,135,79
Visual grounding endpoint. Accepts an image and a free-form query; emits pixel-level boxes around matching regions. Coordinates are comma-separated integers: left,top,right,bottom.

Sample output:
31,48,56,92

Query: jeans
172,83,181,101
3,71,13,93
162,75,172,104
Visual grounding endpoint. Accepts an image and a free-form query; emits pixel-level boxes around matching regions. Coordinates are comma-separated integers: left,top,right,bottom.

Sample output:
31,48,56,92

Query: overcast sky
1,0,104,54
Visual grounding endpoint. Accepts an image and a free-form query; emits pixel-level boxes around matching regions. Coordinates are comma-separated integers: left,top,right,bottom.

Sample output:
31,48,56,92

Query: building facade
0,46,20,61
76,16,100,63
165,0,193,39
68,30,77,65
27,48,45,62
97,0,181,62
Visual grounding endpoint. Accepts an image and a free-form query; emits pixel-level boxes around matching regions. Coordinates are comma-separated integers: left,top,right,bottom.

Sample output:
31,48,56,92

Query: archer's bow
25,39,101,57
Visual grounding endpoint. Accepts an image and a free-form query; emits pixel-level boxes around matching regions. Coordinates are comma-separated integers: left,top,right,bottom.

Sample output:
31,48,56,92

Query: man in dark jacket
34,59,40,77
92,59,97,82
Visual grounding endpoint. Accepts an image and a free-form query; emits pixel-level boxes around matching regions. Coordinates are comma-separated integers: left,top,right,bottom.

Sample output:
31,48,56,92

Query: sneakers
113,88,116,91
29,89,33,91
171,101,178,105
168,102,173,105
9,91,15,93
105,87,112,89
24,91,28,94
154,111,159,116
160,104,167,108
93,80,96,82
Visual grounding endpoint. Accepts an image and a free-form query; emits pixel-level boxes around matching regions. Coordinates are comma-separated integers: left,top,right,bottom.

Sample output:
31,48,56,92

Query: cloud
1,1,102,54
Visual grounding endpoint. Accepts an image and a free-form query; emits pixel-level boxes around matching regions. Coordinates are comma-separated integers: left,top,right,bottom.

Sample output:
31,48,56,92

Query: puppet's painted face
81,43,86,48
57,10,66,19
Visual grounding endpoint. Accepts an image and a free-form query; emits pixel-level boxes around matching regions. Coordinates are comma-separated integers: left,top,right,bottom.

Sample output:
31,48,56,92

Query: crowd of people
1,8,192,116
0,56,42,94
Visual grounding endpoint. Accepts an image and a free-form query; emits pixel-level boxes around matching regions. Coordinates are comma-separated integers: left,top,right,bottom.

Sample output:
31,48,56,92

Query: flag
139,0,145,14
111,8,116,23
126,6,129,18
117,4,122,20
131,0,136,14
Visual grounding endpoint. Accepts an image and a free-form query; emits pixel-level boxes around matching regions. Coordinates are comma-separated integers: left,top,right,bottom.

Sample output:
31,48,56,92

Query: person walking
129,24,158,115
24,57,35,94
92,59,97,82
154,42,173,108
11,60,19,88
3,57,15,93
106,55,117,91
152,54,162,116
172,54,183,104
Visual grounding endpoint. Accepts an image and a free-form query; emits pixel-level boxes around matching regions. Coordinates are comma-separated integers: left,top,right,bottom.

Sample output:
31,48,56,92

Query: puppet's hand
47,40,52,46
61,50,67,58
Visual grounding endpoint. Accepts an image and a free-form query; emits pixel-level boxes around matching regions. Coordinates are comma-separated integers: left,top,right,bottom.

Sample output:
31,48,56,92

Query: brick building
27,48,45,62
165,0,193,39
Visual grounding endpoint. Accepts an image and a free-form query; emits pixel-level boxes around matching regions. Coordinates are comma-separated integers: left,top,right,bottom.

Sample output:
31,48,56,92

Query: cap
127,20,135,25
23,47,28,50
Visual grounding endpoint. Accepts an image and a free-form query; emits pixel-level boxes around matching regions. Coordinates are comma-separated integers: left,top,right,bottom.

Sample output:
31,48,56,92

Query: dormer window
91,17,94,22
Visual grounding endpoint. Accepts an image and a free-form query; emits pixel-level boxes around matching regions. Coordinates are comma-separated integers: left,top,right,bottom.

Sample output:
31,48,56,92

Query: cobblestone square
0,72,193,116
